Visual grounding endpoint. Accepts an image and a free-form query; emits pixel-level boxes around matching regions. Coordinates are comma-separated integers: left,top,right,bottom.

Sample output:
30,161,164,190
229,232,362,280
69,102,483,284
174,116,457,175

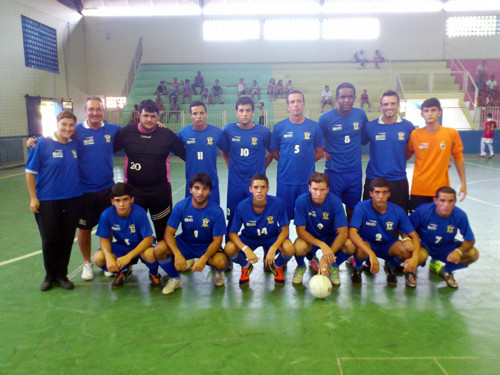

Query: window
203,20,260,41
323,18,380,40
21,16,58,73
105,97,127,109
264,18,320,40
447,16,500,38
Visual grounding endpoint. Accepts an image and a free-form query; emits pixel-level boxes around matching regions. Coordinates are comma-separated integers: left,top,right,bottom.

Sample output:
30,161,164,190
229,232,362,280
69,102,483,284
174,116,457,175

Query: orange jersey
407,126,464,196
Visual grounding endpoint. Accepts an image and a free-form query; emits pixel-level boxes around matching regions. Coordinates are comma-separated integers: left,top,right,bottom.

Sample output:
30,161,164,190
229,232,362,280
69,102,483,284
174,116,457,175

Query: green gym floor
1,156,499,375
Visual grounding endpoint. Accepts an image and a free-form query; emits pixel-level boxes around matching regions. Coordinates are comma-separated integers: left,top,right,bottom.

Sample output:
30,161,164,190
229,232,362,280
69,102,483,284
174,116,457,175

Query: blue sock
142,259,159,275
332,250,350,268
275,252,291,268
158,256,180,279
230,251,248,267
444,263,466,273
353,256,365,269
386,256,400,269
295,255,306,268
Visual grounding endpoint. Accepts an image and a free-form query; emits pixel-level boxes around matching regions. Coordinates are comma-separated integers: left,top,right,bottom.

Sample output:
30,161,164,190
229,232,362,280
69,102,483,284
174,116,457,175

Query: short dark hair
336,82,356,97
487,113,493,117
421,97,441,111
380,90,400,104
111,182,134,198
369,177,390,192
190,100,207,114
85,96,103,109
286,89,305,104
308,172,330,187
189,172,212,191
57,110,77,123
250,174,269,187
435,186,456,199
235,96,255,111
139,99,159,114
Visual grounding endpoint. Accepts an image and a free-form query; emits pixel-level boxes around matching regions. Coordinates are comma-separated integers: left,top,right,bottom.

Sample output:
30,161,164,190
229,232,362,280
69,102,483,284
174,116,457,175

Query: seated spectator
192,71,205,95
267,78,277,100
321,85,334,112
257,102,265,126
475,60,488,81
360,89,371,111
200,88,210,104
166,77,180,104
181,79,192,104
211,79,224,104
286,80,294,96
249,80,261,100
228,78,248,97
486,74,498,96
277,79,285,98
353,49,367,69
373,49,385,69
167,97,181,123
154,81,168,96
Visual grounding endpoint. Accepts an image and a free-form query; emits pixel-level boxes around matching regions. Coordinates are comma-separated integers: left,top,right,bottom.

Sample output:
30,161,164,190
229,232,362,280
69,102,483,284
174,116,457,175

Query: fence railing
0,136,28,169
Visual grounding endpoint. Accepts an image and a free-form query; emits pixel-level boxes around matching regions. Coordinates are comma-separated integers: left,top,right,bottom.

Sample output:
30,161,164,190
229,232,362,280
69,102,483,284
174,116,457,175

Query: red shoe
239,264,253,285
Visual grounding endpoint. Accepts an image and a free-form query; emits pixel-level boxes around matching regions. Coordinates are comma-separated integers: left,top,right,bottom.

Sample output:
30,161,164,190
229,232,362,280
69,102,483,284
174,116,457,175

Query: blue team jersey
294,192,348,239
223,122,271,186
363,116,414,180
271,118,323,185
319,108,368,173
76,122,121,193
350,200,414,244
25,136,83,201
178,124,228,187
96,203,153,248
168,197,226,245
229,195,289,241
410,202,474,249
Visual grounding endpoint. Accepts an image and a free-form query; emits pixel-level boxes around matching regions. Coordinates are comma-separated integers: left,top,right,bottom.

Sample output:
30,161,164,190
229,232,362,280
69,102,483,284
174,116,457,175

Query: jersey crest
304,132,311,140
322,212,329,220
72,150,77,158
398,132,405,141
129,224,136,234
266,216,274,225
386,221,394,231
105,134,111,143
251,137,258,145
202,218,210,227
207,137,213,145
440,142,446,150
447,225,455,233
353,122,360,131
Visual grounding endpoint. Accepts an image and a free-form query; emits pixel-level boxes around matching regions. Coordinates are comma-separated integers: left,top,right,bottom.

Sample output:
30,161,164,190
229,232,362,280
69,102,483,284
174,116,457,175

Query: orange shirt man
407,98,466,212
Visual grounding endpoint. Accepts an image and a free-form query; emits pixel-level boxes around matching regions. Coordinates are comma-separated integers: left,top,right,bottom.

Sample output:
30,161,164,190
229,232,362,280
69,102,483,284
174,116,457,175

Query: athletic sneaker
429,259,444,275
488,154,495,160
384,264,397,285
103,270,114,277
111,269,132,289
162,277,182,295
149,273,163,289
81,262,94,281
263,264,272,273
310,256,320,273
273,266,285,284
328,265,340,286
439,268,458,288
292,266,306,285
214,270,225,287
184,259,195,271
405,273,417,288
239,264,253,286
351,268,362,285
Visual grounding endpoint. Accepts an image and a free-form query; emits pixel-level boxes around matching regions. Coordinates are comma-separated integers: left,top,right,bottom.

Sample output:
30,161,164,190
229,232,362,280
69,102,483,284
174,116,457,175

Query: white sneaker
162,277,182,295
81,262,94,281
214,270,225,287
103,270,114,277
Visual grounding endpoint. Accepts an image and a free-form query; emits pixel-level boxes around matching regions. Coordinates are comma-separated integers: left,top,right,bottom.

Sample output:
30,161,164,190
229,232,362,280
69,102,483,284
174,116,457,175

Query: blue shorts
176,236,210,259
99,243,152,271
276,183,308,221
240,235,280,257
227,184,252,221
421,240,462,263
366,238,399,261
325,169,362,209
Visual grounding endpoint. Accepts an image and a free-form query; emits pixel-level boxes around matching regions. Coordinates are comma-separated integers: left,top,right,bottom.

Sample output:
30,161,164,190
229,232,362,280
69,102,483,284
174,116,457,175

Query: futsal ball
309,275,332,299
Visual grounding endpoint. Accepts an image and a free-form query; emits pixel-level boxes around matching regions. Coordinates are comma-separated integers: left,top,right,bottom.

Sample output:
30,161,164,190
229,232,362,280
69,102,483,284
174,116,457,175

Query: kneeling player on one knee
348,177,424,287
93,182,160,289
154,173,228,295
410,186,479,288
225,174,294,285
293,172,352,286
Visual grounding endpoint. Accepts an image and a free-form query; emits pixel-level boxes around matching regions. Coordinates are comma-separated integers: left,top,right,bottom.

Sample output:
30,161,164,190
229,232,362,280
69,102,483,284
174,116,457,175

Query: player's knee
281,240,295,257
210,251,228,270
343,239,356,255
224,241,238,257
354,248,368,259
418,248,428,265
141,247,156,263
294,238,309,256
153,241,168,260
465,247,479,265
93,250,105,267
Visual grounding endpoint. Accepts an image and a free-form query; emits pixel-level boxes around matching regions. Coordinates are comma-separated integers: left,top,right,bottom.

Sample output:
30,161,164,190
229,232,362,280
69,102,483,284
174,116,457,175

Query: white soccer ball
309,275,332,299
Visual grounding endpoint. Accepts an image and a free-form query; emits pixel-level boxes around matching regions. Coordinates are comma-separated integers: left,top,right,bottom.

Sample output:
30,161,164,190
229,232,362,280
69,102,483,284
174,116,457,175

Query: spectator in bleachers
191,71,205,95
181,79,192,104
286,80,294,96
360,89,371,111
321,85,334,113
166,77,180,104
479,113,496,159
257,102,265,126
228,78,248,97
353,49,367,69
201,88,210,104
211,79,224,104
373,50,385,69
131,104,140,125
154,81,168,96
475,60,488,81
167,97,181,123
249,80,261,100
156,95,166,122
267,78,277,100
486,74,498,96
277,80,285,99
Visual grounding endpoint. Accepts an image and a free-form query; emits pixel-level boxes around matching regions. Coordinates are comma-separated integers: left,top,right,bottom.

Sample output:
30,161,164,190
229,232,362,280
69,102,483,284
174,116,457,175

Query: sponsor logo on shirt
331,125,342,131
246,220,257,227
72,150,77,158
202,218,210,227
304,132,311,140
308,211,317,217
284,131,293,138
83,137,94,146
112,224,121,231
207,137,213,145
398,132,405,141
232,136,241,142
251,137,258,145
322,212,329,220
129,224,136,234
375,132,386,141
440,142,446,150
418,142,429,150
353,122,360,131
366,220,377,226
267,216,274,225
105,135,111,143
317,223,324,230
140,135,151,139
187,138,196,144
427,223,437,230
386,221,394,231
184,216,194,222
52,150,63,158
447,225,455,233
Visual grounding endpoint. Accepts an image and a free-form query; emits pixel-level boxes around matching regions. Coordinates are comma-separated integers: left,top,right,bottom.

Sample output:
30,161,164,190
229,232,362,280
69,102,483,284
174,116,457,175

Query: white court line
0,172,24,180
465,161,500,171
336,358,344,375
338,356,485,360
466,195,500,209
434,358,449,375
468,178,500,185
